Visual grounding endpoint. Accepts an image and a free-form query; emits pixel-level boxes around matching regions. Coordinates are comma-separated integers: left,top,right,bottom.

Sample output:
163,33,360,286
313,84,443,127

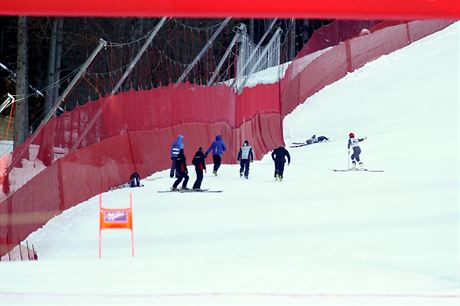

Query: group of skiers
169,134,228,191
168,132,365,190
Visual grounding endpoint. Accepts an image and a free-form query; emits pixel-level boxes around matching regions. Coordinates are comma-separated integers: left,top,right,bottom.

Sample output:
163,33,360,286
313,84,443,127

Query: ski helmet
349,132,355,138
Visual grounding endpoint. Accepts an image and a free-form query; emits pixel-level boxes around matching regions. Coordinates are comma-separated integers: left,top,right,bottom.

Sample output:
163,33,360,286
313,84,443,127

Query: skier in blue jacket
348,132,367,169
205,135,226,176
170,135,184,178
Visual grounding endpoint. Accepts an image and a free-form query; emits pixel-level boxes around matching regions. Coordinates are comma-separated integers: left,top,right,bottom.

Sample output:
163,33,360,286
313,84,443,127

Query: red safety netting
0,19,454,256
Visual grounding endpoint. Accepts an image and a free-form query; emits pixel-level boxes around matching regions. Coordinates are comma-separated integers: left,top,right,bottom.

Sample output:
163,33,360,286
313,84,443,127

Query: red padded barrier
1,20,454,256
0,198,10,255
102,83,237,130
236,83,280,126
59,136,135,210
408,20,455,42
299,45,348,106
4,164,61,254
296,20,381,59
1,0,459,19
281,45,348,117
347,25,411,72
260,113,284,151
128,129,175,178
280,20,454,118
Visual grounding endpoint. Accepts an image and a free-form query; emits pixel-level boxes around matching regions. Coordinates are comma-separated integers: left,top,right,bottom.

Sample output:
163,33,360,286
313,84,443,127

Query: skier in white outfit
237,140,254,179
347,132,367,169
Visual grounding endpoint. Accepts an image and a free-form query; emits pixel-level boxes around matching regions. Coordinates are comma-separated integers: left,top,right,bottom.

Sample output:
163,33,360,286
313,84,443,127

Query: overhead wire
172,18,229,31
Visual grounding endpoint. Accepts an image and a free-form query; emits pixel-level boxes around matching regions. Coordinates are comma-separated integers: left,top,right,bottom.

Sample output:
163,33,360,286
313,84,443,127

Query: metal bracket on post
0,93,14,114
237,28,282,93
207,23,246,86
231,18,278,89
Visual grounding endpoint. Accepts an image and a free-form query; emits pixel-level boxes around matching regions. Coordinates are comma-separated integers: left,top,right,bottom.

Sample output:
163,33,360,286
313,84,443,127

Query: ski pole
347,149,350,169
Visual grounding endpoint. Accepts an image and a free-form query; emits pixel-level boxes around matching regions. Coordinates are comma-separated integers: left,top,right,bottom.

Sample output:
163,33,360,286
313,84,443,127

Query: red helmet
349,132,355,138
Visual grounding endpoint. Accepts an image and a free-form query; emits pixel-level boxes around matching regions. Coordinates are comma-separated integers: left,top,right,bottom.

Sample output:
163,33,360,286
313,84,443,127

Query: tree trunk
14,16,29,147
44,18,58,114
289,19,296,60
249,19,254,41
53,18,64,104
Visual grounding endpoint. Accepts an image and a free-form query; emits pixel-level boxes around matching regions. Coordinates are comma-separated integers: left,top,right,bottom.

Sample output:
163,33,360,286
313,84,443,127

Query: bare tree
289,19,296,60
44,18,58,114
53,18,64,103
14,16,29,147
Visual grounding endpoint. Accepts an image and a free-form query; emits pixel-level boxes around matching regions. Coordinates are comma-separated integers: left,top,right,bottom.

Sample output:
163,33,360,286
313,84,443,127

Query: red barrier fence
1,0,459,19
0,20,454,256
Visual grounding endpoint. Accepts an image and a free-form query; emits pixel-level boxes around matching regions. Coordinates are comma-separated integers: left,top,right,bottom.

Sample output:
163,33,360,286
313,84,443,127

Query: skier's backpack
129,172,141,187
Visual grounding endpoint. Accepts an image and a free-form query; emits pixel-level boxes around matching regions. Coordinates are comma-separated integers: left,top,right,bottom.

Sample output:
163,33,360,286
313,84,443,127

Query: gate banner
98,193,134,258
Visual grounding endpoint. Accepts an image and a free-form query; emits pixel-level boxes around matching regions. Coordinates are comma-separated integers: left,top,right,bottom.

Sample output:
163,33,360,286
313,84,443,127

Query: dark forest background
0,17,333,146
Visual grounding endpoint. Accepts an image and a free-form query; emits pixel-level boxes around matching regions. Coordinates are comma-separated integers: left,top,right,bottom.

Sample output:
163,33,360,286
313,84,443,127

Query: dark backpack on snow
129,172,141,187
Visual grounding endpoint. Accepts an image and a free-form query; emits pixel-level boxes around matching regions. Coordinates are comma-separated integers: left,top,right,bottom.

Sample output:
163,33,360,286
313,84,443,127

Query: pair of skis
289,140,331,148
289,143,312,148
333,168,383,172
158,188,223,193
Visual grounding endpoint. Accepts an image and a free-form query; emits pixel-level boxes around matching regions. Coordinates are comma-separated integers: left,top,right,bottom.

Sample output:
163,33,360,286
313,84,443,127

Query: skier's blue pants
173,171,189,189
274,160,285,177
193,168,203,189
212,155,222,173
239,159,250,177
170,157,178,178
351,147,361,162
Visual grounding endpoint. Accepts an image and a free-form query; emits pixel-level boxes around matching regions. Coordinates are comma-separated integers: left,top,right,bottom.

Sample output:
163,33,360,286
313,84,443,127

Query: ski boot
213,171,218,176
240,172,243,178
275,174,279,181
170,187,179,191
358,162,364,169
350,161,357,170
245,175,248,179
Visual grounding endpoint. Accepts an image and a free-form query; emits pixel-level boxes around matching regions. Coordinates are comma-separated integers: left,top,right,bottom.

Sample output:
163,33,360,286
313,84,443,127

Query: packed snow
0,22,458,306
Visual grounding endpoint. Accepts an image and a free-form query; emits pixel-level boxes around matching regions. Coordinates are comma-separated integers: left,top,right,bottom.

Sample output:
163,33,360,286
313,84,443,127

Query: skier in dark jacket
192,147,206,190
271,145,291,181
171,149,189,190
205,135,226,176
311,135,329,143
170,135,184,178
237,140,254,179
347,132,367,169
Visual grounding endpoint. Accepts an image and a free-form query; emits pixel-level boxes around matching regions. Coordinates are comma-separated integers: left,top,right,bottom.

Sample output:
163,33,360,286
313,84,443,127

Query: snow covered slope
1,22,458,306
